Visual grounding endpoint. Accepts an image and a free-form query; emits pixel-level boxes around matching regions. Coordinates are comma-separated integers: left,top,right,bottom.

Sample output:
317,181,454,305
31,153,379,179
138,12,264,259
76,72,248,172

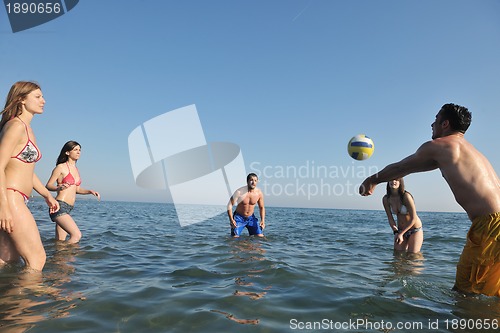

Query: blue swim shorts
231,213,263,236
50,200,74,221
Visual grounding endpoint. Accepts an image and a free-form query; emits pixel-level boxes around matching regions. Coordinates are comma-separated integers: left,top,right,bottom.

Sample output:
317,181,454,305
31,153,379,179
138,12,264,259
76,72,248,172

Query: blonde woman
0,81,59,271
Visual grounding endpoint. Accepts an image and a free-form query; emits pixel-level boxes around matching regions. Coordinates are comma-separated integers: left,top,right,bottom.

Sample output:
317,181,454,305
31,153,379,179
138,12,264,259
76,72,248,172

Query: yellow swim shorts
455,212,500,297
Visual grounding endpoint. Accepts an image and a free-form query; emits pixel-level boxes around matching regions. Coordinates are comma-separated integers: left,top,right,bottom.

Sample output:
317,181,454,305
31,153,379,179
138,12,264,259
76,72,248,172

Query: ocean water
1,199,499,333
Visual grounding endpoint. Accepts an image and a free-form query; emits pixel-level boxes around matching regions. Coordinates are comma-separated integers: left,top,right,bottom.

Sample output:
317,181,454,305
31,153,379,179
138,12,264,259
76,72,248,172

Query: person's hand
90,190,101,201
230,219,236,228
260,220,266,230
45,196,60,214
57,183,70,191
359,177,376,196
394,232,404,244
0,207,14,233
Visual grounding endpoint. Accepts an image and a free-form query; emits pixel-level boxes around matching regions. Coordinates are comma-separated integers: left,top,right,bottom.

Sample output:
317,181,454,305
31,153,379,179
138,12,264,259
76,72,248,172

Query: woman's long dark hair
385,178,413,203
56,141,81,165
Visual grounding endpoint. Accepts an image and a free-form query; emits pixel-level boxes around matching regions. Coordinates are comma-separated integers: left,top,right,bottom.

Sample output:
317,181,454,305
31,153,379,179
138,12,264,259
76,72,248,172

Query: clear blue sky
1,0,499,212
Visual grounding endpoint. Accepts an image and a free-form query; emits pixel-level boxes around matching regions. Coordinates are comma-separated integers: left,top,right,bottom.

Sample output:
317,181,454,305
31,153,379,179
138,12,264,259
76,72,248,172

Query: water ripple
1,201,495,333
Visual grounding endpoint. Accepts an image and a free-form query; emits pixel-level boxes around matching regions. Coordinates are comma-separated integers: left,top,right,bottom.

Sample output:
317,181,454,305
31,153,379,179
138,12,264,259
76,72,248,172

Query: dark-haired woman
46,141,100,243
382,178,423,253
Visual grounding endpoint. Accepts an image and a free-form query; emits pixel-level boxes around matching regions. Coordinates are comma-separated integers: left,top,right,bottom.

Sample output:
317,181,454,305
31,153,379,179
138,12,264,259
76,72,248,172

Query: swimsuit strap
16,117,28,132
16,117,35,142
6,187,29,204
71,162,81,185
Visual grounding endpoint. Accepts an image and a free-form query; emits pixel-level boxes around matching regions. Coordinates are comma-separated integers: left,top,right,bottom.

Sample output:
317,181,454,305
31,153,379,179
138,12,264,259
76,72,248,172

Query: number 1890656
5,2,62,14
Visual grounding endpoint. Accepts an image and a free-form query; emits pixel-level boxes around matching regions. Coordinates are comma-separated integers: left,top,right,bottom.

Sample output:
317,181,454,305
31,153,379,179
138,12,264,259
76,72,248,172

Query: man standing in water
227,173,266,237
360,103,500,297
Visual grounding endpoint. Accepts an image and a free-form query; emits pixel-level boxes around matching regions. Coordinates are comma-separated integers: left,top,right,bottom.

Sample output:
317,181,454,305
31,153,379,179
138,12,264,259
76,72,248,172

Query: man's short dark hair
247,173,258,181
439,103,472,134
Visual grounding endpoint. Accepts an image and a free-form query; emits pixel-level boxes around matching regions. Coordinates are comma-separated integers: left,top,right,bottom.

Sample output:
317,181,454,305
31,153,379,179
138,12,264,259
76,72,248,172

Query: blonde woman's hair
0,81,41,130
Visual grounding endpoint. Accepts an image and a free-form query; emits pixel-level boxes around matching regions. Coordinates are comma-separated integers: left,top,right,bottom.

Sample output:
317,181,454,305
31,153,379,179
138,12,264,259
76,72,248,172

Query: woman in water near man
382,178,423,253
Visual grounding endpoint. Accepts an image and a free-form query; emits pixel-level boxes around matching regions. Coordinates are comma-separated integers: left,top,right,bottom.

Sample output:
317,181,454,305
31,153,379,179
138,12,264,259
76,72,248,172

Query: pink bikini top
59,162,81,186
10,118,42,163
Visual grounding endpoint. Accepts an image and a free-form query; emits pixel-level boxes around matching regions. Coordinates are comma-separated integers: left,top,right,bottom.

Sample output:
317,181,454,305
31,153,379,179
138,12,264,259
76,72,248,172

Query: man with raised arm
360,103,500,297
